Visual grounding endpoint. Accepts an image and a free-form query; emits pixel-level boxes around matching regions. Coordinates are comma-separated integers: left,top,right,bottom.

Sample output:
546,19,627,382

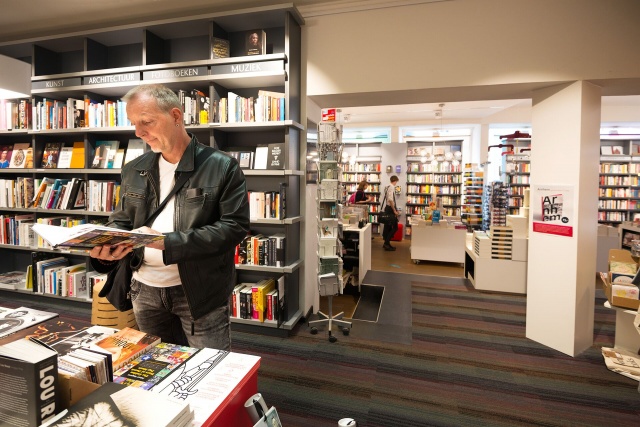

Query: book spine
35,355,59,425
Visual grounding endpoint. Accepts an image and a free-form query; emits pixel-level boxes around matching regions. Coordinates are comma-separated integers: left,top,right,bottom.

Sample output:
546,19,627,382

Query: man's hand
89,243,133,262
135,226,165,251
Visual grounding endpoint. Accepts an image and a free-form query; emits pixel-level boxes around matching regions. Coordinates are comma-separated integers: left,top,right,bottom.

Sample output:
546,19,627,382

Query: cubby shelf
0,4,305,335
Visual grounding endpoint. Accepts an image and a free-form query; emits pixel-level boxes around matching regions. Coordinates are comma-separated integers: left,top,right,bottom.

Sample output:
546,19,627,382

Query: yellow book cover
69,142,85,168
256,278,275,322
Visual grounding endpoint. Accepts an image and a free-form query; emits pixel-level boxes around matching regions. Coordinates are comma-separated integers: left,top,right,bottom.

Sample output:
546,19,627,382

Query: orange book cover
69,142,85,168
90,327,161,370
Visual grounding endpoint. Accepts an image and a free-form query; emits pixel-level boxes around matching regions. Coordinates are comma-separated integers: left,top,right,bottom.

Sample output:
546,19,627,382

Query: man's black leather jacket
94,135,250,320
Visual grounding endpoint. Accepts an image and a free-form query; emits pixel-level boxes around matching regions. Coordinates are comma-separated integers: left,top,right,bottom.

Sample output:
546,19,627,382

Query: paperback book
46,381,192,427
89,327,161,371
0,144,12,168
32,223,165,251
9,142,31,168
41,142,62,168
52,325,118,357
113,342,201,390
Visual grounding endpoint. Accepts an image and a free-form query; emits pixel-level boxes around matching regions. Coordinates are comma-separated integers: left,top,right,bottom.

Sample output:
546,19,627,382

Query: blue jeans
130,278,231,351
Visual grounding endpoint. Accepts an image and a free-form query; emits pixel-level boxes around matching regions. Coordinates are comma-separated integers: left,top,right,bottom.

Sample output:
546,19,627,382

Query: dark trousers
382,206,398,245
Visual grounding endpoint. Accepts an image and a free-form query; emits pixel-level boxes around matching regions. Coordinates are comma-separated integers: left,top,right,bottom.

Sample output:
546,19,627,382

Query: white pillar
526,81,601,356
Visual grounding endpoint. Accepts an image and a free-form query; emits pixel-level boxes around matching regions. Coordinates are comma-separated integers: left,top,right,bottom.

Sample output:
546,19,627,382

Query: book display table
464,240,527,294
342,223,372,289
410,225,466,264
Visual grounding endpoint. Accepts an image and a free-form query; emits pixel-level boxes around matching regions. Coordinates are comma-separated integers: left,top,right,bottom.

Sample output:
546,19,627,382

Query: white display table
604,301,640,354
464,242,527,294
410,225,466,264
343,223,371,289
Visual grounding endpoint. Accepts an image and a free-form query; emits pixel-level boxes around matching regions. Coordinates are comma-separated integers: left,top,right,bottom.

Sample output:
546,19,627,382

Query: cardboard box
601,249,640,309
58,372,100,410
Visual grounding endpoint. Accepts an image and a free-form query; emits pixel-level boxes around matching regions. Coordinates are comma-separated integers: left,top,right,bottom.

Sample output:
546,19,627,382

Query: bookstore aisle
368,234,464,277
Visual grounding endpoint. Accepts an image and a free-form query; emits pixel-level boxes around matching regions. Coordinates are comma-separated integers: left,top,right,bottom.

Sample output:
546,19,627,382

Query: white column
526,81,601,356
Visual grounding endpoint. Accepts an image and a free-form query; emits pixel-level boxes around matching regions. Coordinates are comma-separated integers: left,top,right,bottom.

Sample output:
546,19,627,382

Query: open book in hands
32,223,164,251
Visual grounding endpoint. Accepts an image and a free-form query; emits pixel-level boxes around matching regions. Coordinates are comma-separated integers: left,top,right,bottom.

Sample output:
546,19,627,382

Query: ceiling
1,0,638,128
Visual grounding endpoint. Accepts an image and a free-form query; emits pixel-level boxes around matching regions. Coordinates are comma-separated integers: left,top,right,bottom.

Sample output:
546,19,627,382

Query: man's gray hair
123,84,182,113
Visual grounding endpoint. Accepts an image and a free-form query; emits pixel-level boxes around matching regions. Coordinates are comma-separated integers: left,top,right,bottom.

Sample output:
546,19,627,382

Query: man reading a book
90,84,249,351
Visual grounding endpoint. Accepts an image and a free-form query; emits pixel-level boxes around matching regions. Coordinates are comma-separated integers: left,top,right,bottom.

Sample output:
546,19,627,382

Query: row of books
0,99,31,130
214,89,285,124
248,188,286,220
32,177,88,210
230,277,282,322
178,89,210,125
86,179,121,212
0,139,146,170
33,97,131,130
236,233,286,267
27,178,121,213
227,142,286,170
32,256,103,298
0,213,36,246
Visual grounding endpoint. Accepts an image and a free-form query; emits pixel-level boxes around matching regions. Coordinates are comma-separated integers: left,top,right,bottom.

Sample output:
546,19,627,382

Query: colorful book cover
41,142,62,168
9,142,30,168
0,144,13,168
69,142,85,168
91,140,119,169
90,327,161,370
113,342,201,390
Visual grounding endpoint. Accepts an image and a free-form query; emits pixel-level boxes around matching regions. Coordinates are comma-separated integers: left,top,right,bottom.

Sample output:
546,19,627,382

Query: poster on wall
531,184,574,237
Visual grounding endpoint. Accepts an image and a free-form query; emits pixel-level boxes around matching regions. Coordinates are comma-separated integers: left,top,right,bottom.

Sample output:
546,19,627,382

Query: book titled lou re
31,223,165,251
0,338,59,426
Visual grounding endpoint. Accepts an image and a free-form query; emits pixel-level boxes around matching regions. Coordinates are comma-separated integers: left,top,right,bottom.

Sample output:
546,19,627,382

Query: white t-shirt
385,184,397,210
133,155,181,287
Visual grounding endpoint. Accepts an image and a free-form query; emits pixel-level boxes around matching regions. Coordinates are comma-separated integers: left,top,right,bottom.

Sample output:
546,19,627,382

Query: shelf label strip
143,66,208,81
32,77,82,90
211,60,284,75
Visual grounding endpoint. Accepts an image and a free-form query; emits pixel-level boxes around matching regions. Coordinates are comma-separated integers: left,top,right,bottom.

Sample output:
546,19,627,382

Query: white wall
305,0,640,103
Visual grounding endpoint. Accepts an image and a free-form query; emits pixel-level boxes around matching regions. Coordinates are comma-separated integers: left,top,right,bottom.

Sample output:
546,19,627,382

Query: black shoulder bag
378,185,394,225
99,150,208,311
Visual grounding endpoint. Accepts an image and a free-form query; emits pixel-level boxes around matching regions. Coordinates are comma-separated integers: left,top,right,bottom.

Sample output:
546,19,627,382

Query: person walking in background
90,83,250,351
381,175,400,251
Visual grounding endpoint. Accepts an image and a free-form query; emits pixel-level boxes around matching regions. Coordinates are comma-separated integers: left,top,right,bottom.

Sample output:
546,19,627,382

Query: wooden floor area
369,233,465,277
319,233,464,319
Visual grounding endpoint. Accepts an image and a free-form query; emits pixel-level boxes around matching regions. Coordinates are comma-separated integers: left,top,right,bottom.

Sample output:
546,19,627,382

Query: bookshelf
0,5,305,335
504,153,531,215
462,164,483,230
405,140,463,236
341,158,382,233
598,137,640,225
